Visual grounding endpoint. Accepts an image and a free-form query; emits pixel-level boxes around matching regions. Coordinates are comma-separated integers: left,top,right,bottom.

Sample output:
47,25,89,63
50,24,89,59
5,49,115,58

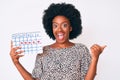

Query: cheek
52,28,56,35
65,27,72,33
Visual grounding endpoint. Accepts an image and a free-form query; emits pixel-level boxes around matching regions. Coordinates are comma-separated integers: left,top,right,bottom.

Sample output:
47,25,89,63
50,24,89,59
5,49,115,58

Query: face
52,16,72,44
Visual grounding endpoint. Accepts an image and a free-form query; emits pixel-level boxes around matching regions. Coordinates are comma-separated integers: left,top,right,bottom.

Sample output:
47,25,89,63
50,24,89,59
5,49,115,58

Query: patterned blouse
32,43,91,80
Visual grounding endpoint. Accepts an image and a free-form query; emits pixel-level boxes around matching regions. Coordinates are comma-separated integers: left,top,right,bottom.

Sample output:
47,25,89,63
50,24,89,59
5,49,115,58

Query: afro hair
42,2,82,40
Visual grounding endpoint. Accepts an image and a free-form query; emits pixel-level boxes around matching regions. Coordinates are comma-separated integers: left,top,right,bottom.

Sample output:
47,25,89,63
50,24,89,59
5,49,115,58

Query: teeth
58,33,63,36
58,33,64,40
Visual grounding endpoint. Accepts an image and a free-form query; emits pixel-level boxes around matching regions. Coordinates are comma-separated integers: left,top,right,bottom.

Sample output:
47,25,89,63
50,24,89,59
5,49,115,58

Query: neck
51,41,74,48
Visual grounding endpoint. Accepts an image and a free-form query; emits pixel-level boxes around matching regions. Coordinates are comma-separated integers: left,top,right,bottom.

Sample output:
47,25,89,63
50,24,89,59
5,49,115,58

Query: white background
0,0,120,80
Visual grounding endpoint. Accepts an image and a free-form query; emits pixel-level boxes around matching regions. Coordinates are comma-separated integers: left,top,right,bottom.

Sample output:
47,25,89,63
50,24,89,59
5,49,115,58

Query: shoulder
36,45,50,58
75,43,90,54
75,43,88,49
43,45,50,51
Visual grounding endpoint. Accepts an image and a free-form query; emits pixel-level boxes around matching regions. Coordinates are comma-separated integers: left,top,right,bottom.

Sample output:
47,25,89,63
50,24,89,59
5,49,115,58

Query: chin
56,39,68,44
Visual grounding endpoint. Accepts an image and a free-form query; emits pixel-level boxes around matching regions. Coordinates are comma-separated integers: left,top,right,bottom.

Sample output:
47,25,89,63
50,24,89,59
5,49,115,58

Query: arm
85,44,106,80
9,41,36,80
14,61,35,80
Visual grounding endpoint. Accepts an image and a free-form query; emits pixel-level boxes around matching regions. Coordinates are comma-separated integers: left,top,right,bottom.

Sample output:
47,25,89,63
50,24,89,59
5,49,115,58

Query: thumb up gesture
90,44,106,60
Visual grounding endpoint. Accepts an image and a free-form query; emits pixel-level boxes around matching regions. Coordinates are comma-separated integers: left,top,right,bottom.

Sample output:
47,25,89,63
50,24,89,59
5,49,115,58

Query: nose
58,26,62,31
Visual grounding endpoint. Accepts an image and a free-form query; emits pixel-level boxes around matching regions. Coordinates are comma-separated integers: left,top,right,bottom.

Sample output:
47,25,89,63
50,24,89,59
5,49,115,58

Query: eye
62,23,69,28
52,23,58,29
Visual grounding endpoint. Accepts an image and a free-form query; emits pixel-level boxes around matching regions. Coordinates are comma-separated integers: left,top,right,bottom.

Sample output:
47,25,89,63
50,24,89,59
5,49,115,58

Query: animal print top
32,43,91,80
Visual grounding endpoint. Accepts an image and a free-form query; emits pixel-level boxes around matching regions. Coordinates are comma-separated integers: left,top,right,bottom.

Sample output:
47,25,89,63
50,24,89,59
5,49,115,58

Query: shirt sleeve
80,46,91,80
32,54,43,79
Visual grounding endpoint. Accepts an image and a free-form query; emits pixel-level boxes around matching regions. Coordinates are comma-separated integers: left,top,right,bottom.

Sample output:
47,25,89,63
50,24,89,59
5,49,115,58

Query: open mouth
57,33,64,40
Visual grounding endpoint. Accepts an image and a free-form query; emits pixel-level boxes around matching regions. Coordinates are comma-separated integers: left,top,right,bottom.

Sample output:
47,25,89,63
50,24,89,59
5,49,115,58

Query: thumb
101,45,107,50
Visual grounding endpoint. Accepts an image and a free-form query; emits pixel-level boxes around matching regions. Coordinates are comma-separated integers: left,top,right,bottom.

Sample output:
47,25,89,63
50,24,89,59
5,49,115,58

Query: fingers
10,49,24,58
10,41,25,63
10,46,22,55
15,54,24,59
90,44,100,53
10,48,24,63
10,40,24,56
89,44,107,60
14,50,24,56
10,41,24,56
91,44,106,53
90,44,107,59
12,54,24,63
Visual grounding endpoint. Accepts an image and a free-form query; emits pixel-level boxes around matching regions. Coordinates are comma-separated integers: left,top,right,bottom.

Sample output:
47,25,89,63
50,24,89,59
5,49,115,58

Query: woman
10,3,106,80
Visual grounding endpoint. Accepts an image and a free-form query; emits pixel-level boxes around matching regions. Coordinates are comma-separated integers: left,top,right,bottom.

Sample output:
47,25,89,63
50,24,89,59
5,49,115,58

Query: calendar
12,31,43,54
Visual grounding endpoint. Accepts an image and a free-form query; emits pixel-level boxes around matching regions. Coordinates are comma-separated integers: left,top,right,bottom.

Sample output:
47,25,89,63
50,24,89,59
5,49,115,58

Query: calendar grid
12,31,43,54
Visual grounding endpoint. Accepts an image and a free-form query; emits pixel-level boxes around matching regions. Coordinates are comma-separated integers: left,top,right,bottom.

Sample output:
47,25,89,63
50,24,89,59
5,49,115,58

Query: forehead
52,16,70,23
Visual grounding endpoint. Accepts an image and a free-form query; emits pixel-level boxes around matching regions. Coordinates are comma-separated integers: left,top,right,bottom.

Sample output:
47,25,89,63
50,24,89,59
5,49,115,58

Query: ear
70,26,72,32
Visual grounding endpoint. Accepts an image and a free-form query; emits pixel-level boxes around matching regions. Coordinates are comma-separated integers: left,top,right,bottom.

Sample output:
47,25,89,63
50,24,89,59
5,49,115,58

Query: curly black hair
42,2,82,40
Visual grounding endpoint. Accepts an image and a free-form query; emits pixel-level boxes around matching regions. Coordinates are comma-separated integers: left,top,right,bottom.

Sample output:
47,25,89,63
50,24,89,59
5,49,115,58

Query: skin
51,16,74,48
10,16,106,80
